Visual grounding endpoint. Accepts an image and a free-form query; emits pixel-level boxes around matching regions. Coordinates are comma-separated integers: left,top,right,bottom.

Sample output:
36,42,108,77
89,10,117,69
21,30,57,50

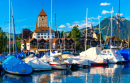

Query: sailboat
25,57,52,71
99,7,125,64
40,0,71,70
75,9,107,66
2,0,33,75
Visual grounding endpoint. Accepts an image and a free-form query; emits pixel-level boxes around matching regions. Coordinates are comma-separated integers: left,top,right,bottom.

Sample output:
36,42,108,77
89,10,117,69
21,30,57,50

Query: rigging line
106,21,110,38
108,16,118,48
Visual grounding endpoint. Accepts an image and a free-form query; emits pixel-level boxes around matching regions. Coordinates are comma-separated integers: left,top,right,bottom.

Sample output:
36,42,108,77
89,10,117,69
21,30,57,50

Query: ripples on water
1,63,130,83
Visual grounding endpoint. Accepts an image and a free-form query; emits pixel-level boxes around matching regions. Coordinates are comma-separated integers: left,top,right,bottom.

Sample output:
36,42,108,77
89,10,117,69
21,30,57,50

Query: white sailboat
25,57,52,71
40,0,71,70
99,7,125,63
100,49,125,63
75,9,107,66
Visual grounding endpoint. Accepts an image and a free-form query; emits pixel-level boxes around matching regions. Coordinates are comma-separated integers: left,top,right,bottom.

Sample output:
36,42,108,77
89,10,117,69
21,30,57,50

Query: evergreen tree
71,25,80,54
0,27,8,53
61,31,65,38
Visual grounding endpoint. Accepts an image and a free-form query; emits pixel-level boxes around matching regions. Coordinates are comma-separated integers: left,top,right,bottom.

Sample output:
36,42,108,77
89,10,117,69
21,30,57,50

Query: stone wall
38,16,47,27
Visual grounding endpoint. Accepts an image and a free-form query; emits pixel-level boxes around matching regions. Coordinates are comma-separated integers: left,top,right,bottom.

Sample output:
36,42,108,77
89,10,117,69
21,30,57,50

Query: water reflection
1,63,130,83
3,74,32,83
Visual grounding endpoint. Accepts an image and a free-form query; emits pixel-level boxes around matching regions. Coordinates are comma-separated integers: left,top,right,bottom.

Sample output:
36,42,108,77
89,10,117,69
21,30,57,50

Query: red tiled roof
8,41,14,45
29,48,37,51
66,38,71,40
37,38,43,41
34,27,55,33
53,38,59,43
38,9,47,16
60,38,65,40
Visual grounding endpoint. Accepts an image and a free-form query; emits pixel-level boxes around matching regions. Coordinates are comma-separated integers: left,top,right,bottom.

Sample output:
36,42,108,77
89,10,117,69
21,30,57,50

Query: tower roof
38,9,47,16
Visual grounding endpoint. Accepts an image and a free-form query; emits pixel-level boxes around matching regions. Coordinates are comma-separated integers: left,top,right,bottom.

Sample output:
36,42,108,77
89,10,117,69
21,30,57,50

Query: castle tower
38,9,47,27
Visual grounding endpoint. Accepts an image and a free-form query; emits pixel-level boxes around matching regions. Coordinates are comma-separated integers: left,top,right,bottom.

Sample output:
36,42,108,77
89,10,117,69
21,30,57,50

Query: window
38,33,40,35
38,36,40,38
44,36,46,38
44,33,46,35
41,33,43,35
41,36,43,38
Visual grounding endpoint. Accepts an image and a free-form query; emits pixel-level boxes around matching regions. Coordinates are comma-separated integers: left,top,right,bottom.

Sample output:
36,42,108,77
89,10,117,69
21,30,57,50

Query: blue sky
0,0,130,34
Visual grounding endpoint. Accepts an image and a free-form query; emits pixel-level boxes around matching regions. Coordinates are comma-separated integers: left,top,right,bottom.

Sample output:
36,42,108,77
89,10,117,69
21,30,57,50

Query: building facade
32,9,55,39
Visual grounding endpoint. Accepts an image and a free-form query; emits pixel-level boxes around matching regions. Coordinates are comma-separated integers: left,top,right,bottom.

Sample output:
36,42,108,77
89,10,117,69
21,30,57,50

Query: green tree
55,31,61,38
97,33,103,41
16,41,21,52
71,25,80,54
61,31,65,38
66,32,71,38
0,27,8,53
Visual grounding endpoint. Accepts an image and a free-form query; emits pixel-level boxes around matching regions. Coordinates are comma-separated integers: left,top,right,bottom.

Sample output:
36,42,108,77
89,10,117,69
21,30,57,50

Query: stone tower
38,9,47,27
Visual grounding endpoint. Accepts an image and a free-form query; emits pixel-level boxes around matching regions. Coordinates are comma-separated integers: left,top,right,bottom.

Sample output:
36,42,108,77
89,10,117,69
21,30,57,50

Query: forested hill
93,17,130,40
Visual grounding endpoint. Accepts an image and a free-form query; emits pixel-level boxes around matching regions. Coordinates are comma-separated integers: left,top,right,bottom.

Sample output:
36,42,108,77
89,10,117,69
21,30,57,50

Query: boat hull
49,63,71,70
2,56,32,75
91,62,108,67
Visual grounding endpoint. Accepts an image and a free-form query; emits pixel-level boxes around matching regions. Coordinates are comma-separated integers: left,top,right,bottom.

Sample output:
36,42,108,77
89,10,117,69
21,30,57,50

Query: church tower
38,9,47,27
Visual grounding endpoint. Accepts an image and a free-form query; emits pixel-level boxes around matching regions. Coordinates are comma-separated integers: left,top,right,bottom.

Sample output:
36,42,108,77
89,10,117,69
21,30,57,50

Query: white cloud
66,23,72,28
57,29,62,31
102,10,114,14
100,2,111,6
66,23,70,26
116,13,123,16
82,20,85,22
73,21,79,24
59,25,66,28
88,16,102,20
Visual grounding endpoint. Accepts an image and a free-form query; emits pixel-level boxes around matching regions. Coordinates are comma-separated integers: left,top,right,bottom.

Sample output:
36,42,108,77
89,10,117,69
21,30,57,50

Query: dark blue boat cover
2,56,32,75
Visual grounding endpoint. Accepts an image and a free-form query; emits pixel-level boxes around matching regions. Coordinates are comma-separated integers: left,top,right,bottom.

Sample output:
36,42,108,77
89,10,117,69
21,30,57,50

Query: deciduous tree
71,25,80,54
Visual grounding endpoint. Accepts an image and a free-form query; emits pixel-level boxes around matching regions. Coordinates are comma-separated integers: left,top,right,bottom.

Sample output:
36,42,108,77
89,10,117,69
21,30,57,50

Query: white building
32,8,55,39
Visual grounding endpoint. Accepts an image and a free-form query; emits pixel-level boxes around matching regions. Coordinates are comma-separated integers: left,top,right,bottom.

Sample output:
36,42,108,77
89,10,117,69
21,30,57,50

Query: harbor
1,63,130,83
1,0,130,83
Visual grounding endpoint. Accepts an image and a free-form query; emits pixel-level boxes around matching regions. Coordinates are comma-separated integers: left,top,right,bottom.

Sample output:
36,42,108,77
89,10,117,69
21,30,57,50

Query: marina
1,63,130,83
1,0,130,82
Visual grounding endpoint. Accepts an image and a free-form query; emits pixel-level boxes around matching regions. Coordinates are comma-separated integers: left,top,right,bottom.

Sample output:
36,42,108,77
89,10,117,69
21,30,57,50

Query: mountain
93,17,130,40
65,17,130,40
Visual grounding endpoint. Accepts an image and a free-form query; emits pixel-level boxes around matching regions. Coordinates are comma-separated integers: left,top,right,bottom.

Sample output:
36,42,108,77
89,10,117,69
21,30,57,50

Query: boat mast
118,0,120,39
11,0,14,54
85,8,88,51
128,36,129,48
110,7,113,49
49,0,52,53
9,0,11,54
98,15,101,47
64,31,65,51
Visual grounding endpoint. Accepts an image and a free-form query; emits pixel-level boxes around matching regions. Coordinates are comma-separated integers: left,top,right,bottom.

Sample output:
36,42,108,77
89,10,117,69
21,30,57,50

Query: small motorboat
100,49,126,64
25,57,52,71
40,54,71,70
49,56,71,70
48,50,62,57
64,56,91,68
2,56,32,75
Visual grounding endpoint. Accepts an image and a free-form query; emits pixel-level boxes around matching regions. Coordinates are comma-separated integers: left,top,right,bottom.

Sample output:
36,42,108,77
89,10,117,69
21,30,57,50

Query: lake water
1,63,130,83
